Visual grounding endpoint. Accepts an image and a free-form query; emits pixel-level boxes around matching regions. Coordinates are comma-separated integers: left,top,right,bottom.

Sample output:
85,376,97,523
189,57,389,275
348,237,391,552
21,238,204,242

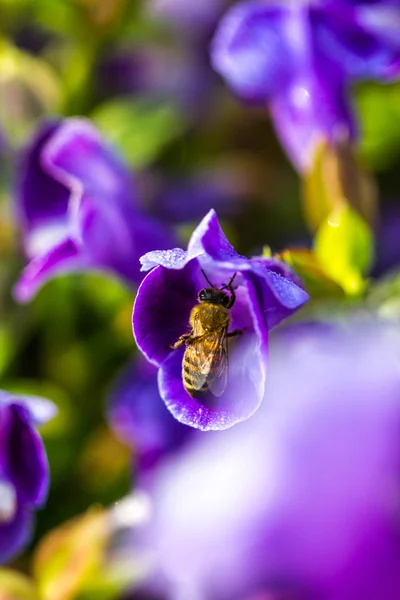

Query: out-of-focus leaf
33,508,108,600
78,426,130,494
278,248,344,299
0,569,38,600
0,326,16,377
92,98,184,168
315,206,374,295
302,137,377,231
366,270,400,322
0,39,61,143
356,81,400,171
33,507,135,600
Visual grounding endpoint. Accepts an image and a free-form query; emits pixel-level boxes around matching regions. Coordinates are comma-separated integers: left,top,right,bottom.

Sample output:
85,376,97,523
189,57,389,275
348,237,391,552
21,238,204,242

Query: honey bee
171,270,242,397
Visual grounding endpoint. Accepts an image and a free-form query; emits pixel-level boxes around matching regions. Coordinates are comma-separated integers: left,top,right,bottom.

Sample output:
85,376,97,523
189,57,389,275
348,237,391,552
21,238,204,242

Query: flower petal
211,1,293,102
133,262,199,366
158,332,264,431
0,393,57,426
187,209,243,263
140,210,245,272
13,237,83,303
43,118,135,211
0,501,32,564
2,404,49,506
107,358,190,471
14,395,57,426
18,120,70,236
270,71,355,172
311,2,400,81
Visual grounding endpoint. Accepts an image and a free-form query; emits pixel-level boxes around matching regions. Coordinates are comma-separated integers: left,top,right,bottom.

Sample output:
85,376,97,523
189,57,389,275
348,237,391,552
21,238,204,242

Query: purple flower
14,118,176,303
211,0,400,171
139,323,400,600
147,0,228,37
132,210,309,431
0,391,55,563
97,43,212,119
107,355,191,474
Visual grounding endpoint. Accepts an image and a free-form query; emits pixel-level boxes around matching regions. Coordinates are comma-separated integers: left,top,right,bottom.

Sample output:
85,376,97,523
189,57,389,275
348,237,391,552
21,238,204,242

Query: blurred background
1,0,400,593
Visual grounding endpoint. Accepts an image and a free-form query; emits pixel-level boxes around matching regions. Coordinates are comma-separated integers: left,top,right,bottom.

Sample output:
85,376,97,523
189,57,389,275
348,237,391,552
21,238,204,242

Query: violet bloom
147,0,228,37
211,0,400,171
107,355,191,474
14,118,176,303
132,210,309,431
139,323,400,600
0,391,55,563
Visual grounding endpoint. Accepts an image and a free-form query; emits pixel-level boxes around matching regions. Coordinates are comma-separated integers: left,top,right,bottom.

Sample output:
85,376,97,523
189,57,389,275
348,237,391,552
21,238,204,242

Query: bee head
198,287,230,307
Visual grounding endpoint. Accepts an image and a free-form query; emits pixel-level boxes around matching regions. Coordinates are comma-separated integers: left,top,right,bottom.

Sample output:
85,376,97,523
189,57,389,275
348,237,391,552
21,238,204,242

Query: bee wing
190,330,228,397
208,333,228,398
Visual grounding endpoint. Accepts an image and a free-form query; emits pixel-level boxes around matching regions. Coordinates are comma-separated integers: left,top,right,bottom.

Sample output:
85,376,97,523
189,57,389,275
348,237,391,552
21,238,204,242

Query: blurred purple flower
97,43,212,119
373,203,400,275
0,392,55,563
211,0,400,171
147,0,228,37
139,323,400,600
107,355,191,474
14,118,176,303
149,157,259,223
132,210,309,431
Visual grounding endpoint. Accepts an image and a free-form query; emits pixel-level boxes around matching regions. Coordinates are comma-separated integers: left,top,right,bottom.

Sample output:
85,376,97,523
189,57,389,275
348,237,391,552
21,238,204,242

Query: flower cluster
0,391,55,563
133,210,309,431
211,0,400,170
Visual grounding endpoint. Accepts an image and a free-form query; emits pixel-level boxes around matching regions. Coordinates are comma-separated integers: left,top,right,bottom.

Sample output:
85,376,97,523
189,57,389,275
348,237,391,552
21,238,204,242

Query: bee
171,270,242,397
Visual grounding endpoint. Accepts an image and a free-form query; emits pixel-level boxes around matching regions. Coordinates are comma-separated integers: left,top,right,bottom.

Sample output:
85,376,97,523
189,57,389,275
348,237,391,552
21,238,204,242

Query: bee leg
170,333,192,349
170,333,206,349
227,328,243,338
221,273,237,308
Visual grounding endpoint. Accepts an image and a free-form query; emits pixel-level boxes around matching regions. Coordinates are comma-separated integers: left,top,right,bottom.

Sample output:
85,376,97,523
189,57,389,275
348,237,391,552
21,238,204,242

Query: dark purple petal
133,262,199,366
158,331,264,431
107,357,191,471
1,403,49,506
311,2,400,81
14,237,83,303
0,501,32,564
17,120,69,235
211,1,293,103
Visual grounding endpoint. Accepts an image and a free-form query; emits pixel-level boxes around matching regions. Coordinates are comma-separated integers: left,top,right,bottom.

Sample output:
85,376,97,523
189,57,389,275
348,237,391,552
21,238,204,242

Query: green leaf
356,81,400,171
0,569,38,600
0,326,16,377
0,39,62,144
314,206,374,295
302,137,377,232
278,248,344,300
92,98,184,168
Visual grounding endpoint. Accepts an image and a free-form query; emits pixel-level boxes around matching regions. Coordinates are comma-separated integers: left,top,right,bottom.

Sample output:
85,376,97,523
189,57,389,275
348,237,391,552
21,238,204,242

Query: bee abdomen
182,356,209,396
